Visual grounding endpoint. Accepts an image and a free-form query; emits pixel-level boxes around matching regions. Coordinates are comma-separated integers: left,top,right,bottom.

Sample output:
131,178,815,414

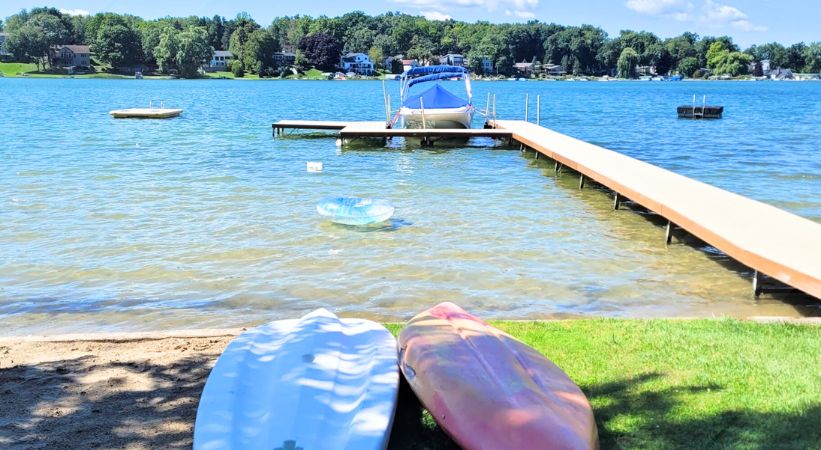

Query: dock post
665,220,674,245
420,98,427,129
753,270,763,298
535,152,539,160
579,174,585,190
485,93,491,118
613,193,622,210
536,95,540,126
554,161,562,173
525,94,529,122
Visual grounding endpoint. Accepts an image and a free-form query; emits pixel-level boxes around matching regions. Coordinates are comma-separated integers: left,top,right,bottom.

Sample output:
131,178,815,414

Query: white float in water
316,196,395,225
307,161,323,172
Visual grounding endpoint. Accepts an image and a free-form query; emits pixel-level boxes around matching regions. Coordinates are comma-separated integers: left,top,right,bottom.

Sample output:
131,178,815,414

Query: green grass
303,68,327,80
384,319,820,450
0,62,39,76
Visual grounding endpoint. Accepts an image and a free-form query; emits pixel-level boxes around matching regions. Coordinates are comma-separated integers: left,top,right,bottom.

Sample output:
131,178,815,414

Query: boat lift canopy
399,65,472,105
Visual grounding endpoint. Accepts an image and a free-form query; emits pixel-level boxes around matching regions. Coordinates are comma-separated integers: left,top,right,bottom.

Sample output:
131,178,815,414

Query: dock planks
492,120,821,299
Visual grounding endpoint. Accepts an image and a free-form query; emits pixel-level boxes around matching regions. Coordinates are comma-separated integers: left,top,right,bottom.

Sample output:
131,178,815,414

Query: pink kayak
398,302,598,450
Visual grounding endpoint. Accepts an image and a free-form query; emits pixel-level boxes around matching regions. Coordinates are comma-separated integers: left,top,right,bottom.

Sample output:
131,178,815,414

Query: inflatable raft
316,196,394,226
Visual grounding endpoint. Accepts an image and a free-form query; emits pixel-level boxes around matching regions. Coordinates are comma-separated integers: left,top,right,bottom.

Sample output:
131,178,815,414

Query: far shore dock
272,118,821,300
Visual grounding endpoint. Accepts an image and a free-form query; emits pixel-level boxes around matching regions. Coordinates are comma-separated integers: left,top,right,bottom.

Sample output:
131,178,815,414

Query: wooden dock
272,118,821,299
273,120,512,144
491,119,820,299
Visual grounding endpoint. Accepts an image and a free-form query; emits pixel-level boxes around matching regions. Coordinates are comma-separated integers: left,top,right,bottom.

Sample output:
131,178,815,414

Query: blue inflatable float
316,197,395,226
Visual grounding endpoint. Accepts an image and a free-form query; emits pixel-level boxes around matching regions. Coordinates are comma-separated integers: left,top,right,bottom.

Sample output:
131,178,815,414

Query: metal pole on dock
492,95,497,127
420,98,427,129
536,95,540,126
382,80,390,127
485,93,491,117
525,94,529,122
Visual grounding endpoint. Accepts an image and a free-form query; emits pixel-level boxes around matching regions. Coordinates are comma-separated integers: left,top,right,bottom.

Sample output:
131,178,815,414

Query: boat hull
398,302,598,450
109,108,182,119
194,309,399,450
399,106,474,129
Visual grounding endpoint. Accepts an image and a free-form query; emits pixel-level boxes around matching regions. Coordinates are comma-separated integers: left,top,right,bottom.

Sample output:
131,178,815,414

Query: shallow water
1,78,819,334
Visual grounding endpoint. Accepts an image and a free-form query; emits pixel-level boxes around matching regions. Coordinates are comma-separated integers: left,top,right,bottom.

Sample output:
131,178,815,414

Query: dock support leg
579,174,585,190
753,270,763,298
613,193,622,210
535,152,539,160
665,220,674,245
554,161,562,173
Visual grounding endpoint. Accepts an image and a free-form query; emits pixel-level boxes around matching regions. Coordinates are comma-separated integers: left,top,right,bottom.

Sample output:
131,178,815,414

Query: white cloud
422,10,452,20
624,0,766,32
626,0,693,19
390,0,540,20
59,8,90,16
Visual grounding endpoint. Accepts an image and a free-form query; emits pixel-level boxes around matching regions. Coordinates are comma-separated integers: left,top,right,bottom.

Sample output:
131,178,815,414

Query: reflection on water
0,79,819,335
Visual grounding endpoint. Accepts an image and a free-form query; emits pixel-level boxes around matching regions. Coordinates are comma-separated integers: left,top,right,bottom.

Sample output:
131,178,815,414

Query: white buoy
307,162,323,173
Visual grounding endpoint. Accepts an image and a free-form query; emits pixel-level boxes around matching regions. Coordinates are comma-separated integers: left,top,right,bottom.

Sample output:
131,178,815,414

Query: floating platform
109,108,183,119
272,120,512,145
677,105,723,119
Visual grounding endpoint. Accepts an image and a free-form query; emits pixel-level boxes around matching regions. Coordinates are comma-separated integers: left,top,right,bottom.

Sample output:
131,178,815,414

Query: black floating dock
677,105,724,119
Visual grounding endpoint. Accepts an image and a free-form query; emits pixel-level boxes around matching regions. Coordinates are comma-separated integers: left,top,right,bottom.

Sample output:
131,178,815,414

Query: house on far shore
440,53,465,66
339,52,375,75
770,67,793,80
273,51,296,68
50,45,91,69
401,59,420,72
208,50,233,70
544,63,566,76
0,33,11,60
513,60,534,77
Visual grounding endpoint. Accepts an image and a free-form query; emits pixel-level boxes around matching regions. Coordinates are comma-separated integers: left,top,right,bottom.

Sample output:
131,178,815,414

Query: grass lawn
384,319,820,450
0,62,39,76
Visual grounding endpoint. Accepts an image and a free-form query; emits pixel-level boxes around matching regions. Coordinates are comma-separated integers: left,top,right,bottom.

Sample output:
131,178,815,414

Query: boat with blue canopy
399,65,474,129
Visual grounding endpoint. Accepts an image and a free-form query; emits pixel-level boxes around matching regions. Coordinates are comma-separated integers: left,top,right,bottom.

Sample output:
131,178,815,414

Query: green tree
706,41,728,69
6,23,49,70
175,26,212,78
712,51,753,76
677,56,699,77
617,47,638,78
92,17,143,69
227,14,260,71
243,29,278,75
299,32,342,71
153,26,179,73
802,42,821,73
368,46,384,71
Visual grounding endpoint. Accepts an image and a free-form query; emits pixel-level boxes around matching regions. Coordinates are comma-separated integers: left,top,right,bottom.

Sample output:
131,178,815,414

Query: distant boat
399,65,474,129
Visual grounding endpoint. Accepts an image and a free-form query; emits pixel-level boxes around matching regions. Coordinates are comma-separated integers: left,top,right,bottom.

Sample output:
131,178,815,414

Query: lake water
1,78,819,334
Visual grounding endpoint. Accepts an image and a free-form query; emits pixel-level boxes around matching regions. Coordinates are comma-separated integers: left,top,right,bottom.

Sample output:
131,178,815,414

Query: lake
1,78,819,334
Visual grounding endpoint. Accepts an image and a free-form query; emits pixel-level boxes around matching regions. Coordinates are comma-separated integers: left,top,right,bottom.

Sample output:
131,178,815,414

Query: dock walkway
271,117,821,299
492,120,821,298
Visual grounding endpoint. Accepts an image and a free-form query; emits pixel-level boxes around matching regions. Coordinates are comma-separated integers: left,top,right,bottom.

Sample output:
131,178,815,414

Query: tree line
3,7,821,78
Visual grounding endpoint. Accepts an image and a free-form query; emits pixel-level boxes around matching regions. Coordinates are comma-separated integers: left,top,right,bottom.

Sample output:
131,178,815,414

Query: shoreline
2,315,818,342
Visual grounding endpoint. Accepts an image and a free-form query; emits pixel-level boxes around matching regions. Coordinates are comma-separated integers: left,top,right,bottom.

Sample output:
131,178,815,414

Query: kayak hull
398,302,598,450
194,309,399,450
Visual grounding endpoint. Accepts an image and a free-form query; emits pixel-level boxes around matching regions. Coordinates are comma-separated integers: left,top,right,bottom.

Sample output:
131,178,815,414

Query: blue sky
1,1,817,47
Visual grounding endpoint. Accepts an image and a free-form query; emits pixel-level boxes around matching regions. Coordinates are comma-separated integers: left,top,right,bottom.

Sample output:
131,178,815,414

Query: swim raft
109,108,183,119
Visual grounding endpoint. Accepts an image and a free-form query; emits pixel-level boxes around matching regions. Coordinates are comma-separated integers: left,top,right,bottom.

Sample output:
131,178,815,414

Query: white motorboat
399,66,474,129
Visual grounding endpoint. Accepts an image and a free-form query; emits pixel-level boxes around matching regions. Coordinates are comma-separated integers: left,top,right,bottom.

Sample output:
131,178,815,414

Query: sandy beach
0,331,241,449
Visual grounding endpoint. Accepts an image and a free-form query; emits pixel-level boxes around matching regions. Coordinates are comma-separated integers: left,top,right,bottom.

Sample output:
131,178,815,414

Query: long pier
272,118,821,299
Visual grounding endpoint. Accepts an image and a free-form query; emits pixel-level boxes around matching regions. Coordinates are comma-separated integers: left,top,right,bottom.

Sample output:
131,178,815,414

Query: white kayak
194,309,399,450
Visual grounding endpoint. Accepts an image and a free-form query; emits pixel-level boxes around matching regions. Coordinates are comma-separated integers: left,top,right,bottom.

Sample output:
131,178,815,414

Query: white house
339,53,375,75
209,50,233,70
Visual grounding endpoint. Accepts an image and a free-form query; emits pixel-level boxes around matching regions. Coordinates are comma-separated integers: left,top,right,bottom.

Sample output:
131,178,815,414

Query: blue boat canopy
402,84,469,109
406,72,466,89
402,65,468,78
